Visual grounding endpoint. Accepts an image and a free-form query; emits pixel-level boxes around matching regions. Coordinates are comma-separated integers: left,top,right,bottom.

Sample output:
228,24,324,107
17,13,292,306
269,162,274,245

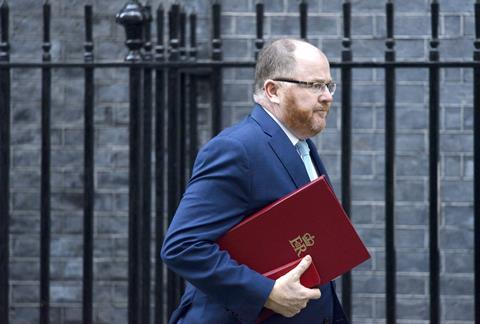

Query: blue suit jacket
161,105,349,324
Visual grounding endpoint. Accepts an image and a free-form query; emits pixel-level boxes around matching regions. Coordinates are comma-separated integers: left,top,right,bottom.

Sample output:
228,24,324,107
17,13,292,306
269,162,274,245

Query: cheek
285,96,307,121
286,92,313,112
295,94,318,112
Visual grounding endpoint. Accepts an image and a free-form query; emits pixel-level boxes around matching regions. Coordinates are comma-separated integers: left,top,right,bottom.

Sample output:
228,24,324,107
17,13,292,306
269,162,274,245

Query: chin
312,122,326,135
305,128,323,138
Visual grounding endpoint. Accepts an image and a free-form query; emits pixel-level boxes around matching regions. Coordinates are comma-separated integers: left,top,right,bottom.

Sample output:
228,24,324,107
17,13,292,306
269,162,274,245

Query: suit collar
260,106,300,146
250,104,280,137
250,104,310,188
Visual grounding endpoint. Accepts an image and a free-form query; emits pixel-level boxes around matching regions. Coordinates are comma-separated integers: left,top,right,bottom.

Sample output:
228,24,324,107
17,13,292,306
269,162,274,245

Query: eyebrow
310,78,333,83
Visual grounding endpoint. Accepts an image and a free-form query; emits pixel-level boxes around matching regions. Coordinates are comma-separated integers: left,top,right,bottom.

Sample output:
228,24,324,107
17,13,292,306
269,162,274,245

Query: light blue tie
296,140,318,181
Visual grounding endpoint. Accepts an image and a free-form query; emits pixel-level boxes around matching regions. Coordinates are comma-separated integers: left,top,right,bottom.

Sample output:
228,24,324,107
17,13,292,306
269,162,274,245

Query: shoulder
200,115,267,156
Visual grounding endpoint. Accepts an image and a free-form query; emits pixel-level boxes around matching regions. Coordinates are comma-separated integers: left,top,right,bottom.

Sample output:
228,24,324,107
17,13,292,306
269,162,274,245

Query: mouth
314,109,328,116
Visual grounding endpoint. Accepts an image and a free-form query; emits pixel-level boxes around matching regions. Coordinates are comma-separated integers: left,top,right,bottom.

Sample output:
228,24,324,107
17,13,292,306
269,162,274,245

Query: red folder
217,176,370,321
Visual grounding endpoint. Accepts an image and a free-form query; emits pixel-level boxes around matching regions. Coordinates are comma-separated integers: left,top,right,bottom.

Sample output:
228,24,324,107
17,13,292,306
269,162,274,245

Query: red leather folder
217,176,370,321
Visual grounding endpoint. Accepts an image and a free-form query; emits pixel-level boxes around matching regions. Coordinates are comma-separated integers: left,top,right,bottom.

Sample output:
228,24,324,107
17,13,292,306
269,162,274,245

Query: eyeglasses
273,78,336,96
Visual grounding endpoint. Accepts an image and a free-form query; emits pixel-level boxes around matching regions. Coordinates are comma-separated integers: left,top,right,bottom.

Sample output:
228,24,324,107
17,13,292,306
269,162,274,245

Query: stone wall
7,0,476,323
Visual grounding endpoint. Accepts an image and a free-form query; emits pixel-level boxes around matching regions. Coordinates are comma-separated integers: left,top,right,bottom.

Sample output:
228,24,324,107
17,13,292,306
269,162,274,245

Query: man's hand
264,255,321,317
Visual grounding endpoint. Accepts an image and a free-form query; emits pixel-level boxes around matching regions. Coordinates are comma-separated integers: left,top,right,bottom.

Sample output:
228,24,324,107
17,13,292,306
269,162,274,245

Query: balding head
254,39,327,95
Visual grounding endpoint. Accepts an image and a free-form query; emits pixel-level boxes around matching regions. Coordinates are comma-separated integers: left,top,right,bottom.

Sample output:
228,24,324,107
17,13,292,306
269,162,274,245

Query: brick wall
7,0,476,323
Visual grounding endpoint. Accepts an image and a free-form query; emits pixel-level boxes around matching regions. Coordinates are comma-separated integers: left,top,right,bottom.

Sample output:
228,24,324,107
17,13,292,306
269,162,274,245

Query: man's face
276,50,333,139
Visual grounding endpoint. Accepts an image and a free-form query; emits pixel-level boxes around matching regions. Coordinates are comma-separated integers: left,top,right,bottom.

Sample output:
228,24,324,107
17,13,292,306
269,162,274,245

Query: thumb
290,255,312,281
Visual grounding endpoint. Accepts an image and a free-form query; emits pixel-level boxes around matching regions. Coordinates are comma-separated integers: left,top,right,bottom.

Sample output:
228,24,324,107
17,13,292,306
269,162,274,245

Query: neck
253,94,283,122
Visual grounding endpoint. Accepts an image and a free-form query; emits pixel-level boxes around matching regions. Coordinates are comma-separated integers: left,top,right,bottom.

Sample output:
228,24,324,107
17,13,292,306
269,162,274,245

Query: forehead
293,48,331,81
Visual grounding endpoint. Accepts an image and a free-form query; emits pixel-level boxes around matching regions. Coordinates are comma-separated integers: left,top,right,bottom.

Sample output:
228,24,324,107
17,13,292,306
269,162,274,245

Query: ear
263,79,281,104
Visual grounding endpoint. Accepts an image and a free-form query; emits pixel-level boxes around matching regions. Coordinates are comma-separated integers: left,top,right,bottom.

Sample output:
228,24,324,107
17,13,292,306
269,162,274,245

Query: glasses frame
272,78,336,96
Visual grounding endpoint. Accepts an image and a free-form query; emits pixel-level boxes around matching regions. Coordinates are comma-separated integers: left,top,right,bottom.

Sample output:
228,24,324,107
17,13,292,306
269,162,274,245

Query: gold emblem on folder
289,233,315,257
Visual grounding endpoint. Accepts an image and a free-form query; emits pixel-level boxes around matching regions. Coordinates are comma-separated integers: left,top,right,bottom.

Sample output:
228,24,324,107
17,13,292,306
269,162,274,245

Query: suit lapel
307,138,332,185
251,105,310,188
269,134,310,188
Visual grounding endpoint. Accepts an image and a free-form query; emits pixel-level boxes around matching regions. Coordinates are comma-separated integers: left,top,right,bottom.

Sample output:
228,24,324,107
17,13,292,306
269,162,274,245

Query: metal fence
0,0,479,323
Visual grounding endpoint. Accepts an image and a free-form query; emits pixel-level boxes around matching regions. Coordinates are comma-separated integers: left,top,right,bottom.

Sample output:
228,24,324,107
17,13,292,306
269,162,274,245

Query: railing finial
116,0,146,61
155,2,164,62
168,2,180,61
143,1,152,61
211,0,222,61
475,0,480,49
430,0,439,50
385,0,395,50
42,0,51,61
179,7,187,60
299,0,307,40
189,11,197,60
255,0,264,59
342,0,351,51
84,0,94,62
0,0,7,61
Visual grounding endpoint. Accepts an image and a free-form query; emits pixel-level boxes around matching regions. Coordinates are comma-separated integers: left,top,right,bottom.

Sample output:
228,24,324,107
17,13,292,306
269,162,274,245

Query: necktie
296,140,318,181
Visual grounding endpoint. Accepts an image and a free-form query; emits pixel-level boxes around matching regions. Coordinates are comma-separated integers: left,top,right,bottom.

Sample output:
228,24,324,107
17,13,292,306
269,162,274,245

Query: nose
318,90,333,103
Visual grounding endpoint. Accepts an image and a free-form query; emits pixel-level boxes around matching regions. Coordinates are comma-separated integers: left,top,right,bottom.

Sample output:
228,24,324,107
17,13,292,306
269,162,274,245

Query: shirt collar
261,107,300,146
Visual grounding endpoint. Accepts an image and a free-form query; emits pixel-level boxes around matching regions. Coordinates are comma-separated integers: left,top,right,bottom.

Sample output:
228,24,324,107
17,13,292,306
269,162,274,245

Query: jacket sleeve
161,135,275,323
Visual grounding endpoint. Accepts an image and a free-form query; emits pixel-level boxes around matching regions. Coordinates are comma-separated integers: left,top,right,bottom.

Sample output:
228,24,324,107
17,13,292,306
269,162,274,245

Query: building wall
7,0,475,323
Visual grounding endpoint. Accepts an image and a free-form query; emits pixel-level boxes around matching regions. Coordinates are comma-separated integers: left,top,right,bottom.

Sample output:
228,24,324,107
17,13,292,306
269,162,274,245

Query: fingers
305,287,321,300
288,255,321,300
265,255,322,317
284,309,301,318
288,255,321,299
284,300,310,318
290,255,312,281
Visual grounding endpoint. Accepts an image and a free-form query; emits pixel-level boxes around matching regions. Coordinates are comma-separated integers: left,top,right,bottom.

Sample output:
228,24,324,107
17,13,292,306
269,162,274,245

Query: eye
311,82,325,89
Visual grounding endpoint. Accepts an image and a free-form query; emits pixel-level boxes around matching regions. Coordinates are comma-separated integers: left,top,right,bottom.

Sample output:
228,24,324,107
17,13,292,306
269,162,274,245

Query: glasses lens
313,82,335,96
327,83,336,95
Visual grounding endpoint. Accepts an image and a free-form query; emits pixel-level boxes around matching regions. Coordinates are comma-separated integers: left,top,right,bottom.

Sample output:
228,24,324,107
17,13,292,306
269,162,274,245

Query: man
161,39,348,323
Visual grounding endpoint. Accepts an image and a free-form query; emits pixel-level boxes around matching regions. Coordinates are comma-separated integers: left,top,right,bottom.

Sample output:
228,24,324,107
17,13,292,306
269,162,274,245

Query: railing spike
299,0,307,40
430,0,439,48
255,0,264,58
342,0,351,49
0,1,7,12
189,11,197,60
476,0,480,45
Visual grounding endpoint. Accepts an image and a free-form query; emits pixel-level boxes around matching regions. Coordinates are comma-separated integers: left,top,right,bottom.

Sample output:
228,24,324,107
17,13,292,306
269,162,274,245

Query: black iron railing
40,3,52,324
340,1,352,316
83,4,94,324
428,2,441,323
0,2,9,324
384,1,396,322
0,0,479,323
